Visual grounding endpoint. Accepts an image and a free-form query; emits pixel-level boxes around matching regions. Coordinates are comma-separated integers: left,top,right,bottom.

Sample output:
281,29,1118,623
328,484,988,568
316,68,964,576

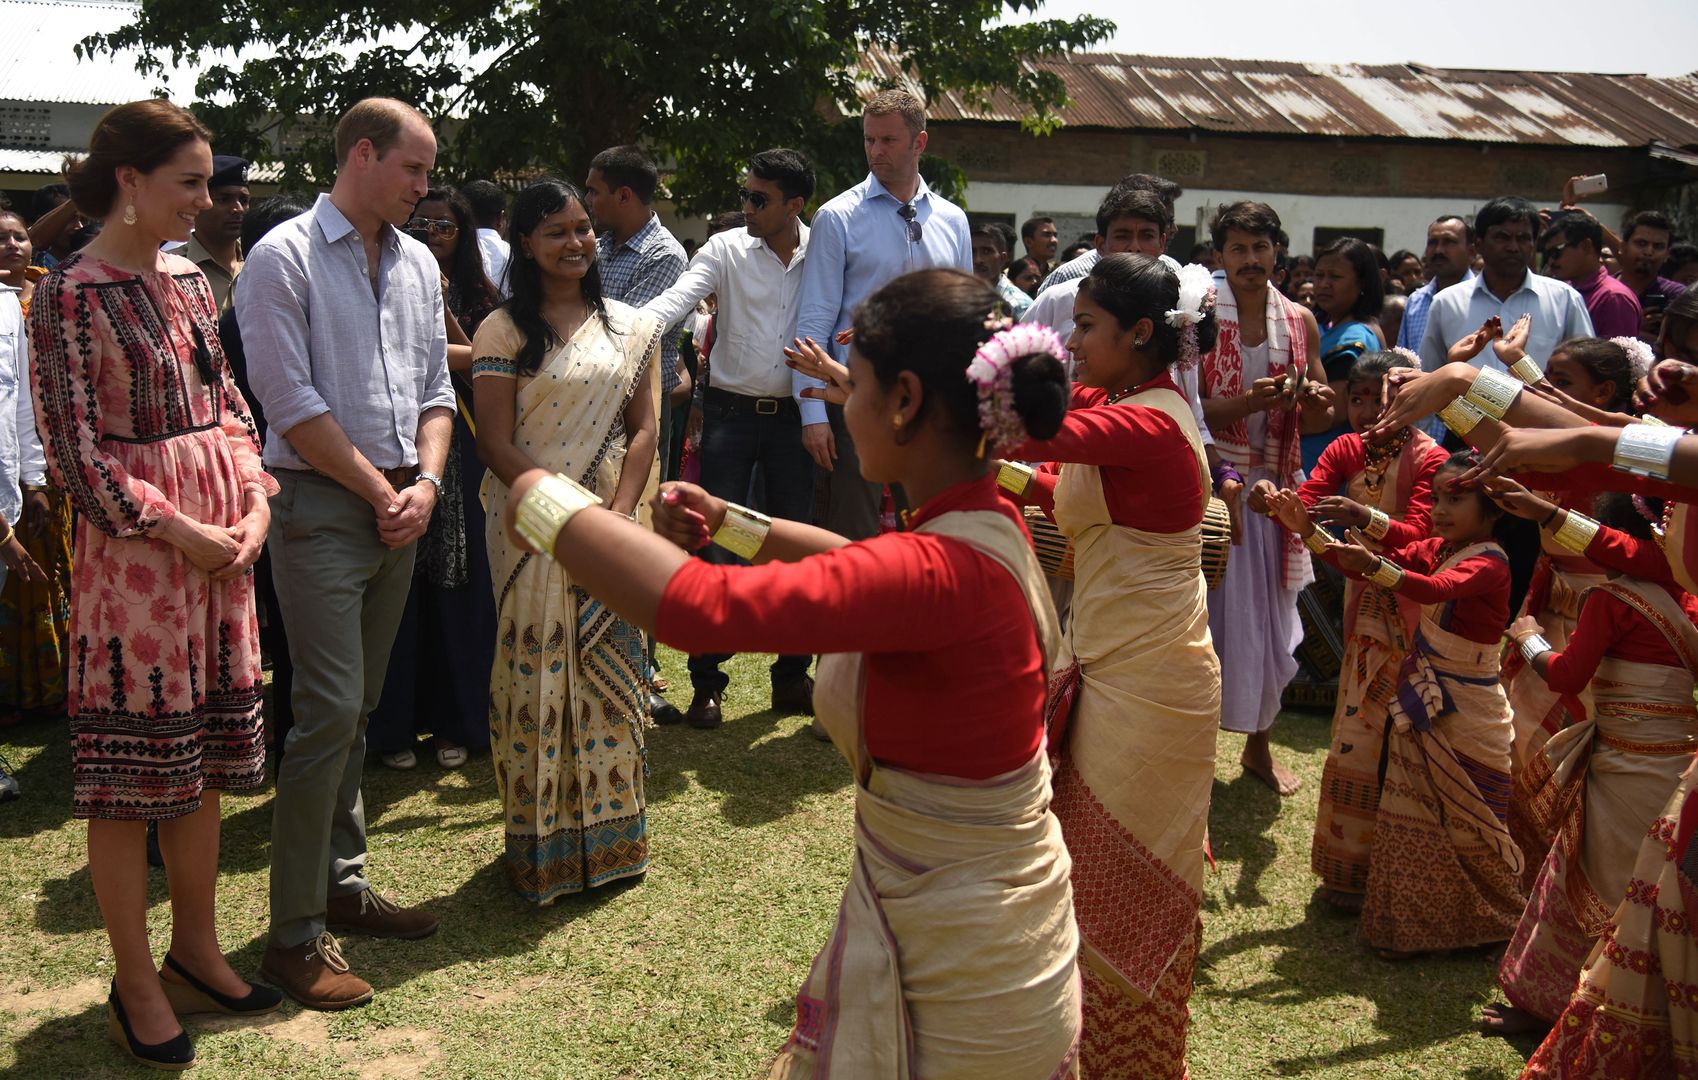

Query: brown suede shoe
259,932,373,1011
326,888,439,939
771,674,815,716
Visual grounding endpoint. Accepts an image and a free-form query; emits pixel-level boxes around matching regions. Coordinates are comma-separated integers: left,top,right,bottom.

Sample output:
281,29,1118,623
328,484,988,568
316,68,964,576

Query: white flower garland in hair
1165,262,1218,370
1609,335,1656,384
967,323,1068,454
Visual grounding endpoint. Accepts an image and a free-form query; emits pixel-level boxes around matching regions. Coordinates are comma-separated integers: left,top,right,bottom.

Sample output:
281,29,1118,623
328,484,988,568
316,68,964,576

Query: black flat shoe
159,953,284,1016
107,981,194,1071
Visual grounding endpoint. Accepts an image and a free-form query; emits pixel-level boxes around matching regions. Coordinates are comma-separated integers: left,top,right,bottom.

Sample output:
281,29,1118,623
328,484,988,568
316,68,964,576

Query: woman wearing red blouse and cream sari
500,268,1084,1079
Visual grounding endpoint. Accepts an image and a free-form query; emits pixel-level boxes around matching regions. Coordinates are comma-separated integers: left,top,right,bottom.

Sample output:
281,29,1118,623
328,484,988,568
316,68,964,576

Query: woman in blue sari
1303,236,1386,471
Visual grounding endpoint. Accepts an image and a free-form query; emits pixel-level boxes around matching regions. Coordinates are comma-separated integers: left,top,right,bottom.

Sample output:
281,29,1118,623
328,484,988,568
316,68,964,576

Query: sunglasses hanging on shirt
897,203,922,243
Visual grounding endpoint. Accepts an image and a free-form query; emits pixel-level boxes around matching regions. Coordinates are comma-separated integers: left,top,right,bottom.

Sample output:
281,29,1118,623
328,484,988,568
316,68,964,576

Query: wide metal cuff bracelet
515,473,601,558
1302,529,1330,554
1508,357,1543,385
1438,397,1486,438
714,502,772,561
997,460,1037,496
1463,366,1523,420
1551,511,1600,555
1519,633,1553,664
1362,507,1391,541
1613,422,1684,480
1368,558,1405,590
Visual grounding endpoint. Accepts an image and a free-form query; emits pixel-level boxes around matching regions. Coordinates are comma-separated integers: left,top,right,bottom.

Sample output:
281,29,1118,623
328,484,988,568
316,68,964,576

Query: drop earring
123,204,137,226
893,413,904,429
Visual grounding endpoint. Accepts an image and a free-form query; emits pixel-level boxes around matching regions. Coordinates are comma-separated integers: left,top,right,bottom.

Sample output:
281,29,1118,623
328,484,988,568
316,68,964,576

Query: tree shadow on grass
1208,713,1330,910
0,717,74,840
648,707,850,829
1197,893,1540,1074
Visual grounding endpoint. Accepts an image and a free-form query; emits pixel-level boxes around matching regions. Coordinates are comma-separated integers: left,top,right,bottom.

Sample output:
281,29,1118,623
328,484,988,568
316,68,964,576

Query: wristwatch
416,471,444,494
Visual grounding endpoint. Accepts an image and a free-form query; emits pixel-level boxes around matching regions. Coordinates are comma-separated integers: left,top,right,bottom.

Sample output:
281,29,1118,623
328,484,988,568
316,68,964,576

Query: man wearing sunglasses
1417,196,1593,378
639,149,819,727
793,88,972,543
1538,211,1642,340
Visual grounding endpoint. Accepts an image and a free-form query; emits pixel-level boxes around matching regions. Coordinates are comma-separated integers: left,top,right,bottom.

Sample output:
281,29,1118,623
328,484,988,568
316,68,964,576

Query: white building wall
962,180,1630,257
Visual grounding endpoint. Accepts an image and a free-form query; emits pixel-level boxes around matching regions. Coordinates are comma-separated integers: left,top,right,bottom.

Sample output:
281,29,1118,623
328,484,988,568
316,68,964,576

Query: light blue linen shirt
1416,268,1593,376
1396,270,1473,354
0,284,45,533
237,195,454,471
792,173,972,426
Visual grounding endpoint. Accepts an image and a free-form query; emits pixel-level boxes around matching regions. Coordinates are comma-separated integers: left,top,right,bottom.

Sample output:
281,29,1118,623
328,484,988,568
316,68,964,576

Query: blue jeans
687,391,815,695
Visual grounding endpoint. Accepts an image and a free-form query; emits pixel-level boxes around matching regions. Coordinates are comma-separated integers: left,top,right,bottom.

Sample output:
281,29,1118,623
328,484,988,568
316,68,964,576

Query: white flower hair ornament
1609,336,1656,384
1166,262,1218,370
967,323,1068,455
1391,346,1423,367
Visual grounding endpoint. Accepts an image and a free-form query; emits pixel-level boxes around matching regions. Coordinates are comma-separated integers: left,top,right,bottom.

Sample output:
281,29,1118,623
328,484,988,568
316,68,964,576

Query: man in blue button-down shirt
793,89,972,540
240,98,455,1010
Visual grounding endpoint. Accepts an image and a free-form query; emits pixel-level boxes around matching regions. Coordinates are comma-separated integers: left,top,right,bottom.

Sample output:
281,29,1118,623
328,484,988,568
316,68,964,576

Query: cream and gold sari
1360,544,1527,954
1500,578,1698,1022
473,301,663,904
769,510,1081,1080
1046,384,1220,1079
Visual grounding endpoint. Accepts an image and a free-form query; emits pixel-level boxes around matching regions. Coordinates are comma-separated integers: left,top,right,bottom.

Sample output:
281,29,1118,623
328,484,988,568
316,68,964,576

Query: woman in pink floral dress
28,100,281,1069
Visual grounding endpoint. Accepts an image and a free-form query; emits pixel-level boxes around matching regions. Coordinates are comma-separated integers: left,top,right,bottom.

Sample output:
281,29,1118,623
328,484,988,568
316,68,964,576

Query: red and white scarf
1203,285,1311,589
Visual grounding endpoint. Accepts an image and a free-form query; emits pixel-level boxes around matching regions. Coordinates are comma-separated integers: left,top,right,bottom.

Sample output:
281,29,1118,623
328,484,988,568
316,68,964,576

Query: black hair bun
1010,352,1068,441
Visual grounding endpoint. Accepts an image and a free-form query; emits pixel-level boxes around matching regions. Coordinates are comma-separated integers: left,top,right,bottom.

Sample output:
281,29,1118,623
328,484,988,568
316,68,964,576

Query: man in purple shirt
1540,212,1641,340
1617,210,1688,344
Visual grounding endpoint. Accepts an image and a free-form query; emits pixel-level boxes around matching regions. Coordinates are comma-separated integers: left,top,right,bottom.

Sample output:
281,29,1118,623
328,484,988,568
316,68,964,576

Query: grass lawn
0,649,1540,1078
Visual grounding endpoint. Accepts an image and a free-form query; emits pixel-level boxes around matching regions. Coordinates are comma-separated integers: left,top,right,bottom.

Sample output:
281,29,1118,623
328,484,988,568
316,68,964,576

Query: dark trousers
823,402,885,541
688,389,815,694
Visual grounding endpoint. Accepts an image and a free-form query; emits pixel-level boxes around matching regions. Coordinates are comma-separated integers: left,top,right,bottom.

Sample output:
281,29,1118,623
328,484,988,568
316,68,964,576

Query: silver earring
122,204,137,226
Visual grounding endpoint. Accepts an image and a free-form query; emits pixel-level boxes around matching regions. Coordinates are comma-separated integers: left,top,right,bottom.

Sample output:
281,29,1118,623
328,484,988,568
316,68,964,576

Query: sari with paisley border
768,509,1081,1080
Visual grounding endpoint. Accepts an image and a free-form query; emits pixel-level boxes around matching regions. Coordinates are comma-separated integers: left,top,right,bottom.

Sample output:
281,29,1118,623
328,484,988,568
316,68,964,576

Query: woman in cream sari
504,269,1082,1078
472,179,662,904
1004,254,1222,1076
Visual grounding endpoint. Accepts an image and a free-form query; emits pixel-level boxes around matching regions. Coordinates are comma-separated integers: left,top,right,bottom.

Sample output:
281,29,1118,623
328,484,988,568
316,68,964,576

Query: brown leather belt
379,466,420,489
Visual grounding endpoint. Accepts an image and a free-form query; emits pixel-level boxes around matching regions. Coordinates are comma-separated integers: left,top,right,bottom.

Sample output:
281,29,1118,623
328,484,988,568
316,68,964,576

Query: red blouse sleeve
1298,436,1360,505
1380,444,1449,549
1388,544,1510,605
1012,401,1188,469
1542,592,1632,693
656,532,1020,656
1516,463,1689,503
1585,523,1675,584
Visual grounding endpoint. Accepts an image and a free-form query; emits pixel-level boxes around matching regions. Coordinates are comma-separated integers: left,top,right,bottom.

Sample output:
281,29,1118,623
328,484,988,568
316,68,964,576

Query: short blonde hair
335,98,428,166
863,89,926,136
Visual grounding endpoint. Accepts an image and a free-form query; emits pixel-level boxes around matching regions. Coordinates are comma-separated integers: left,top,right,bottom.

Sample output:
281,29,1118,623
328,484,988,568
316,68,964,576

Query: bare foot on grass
1241,731,1301,795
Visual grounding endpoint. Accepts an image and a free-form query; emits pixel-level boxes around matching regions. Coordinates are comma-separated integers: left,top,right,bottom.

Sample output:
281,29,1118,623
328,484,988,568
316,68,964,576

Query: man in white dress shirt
640,149,817,728
460,180,511,298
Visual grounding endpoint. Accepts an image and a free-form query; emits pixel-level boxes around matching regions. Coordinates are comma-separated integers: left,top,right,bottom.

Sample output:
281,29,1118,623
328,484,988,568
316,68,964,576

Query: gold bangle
1302,529,1330,555
1362,507,1391,541
1551,510,1600,555
997,460,1036,496
1463,366,1523,420
713,502,772,561
0,522,13,548
514,473,602,558
1437,396,1485,437
1508,356,1543,384
1368,558,1405,590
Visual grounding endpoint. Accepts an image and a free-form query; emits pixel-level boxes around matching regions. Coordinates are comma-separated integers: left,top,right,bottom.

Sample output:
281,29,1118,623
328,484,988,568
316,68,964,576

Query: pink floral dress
28,251,277,820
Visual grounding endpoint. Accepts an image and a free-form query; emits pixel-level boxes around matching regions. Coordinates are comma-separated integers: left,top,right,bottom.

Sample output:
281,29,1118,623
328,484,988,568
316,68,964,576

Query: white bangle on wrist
1519,633,1552,664
1362,507,1391,541
1613,423,1684,480
1464,366,1523,420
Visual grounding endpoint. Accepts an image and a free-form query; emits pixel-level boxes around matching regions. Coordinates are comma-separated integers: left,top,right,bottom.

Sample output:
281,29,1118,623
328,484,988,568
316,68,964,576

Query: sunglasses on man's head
405,218,459,239
897,202,922,244
738,188,771,211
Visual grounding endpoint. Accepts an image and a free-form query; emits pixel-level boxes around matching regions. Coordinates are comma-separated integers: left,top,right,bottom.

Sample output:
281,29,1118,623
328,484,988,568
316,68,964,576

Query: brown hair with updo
63,99,211,219
851,268,1068,450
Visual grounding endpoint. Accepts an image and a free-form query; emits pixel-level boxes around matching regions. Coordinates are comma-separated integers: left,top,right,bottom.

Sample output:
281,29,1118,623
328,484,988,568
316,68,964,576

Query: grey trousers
823,403,883,541
267,471,416,947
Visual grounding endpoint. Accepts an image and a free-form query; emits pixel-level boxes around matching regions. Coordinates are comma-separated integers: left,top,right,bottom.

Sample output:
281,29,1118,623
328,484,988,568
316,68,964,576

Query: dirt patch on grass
0,977,107,1016
357,1026,443,1079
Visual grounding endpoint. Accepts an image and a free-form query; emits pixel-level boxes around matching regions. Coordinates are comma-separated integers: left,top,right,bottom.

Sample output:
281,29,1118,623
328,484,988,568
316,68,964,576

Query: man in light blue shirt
241,98,453,1009
793,88,971,539
1396,214,1475,354
1417,196,1593,376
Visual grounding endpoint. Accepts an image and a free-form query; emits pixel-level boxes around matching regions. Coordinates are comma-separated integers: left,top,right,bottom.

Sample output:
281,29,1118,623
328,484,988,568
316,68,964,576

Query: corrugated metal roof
0,0,194,105
863,50,1698,150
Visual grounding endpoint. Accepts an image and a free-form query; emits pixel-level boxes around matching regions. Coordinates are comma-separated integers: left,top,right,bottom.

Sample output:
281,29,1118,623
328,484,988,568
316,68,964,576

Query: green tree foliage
86,1,1111,211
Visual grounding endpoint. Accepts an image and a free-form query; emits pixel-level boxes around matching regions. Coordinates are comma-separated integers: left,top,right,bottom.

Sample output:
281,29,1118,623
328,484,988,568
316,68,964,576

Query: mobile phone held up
1572,174,1608,198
